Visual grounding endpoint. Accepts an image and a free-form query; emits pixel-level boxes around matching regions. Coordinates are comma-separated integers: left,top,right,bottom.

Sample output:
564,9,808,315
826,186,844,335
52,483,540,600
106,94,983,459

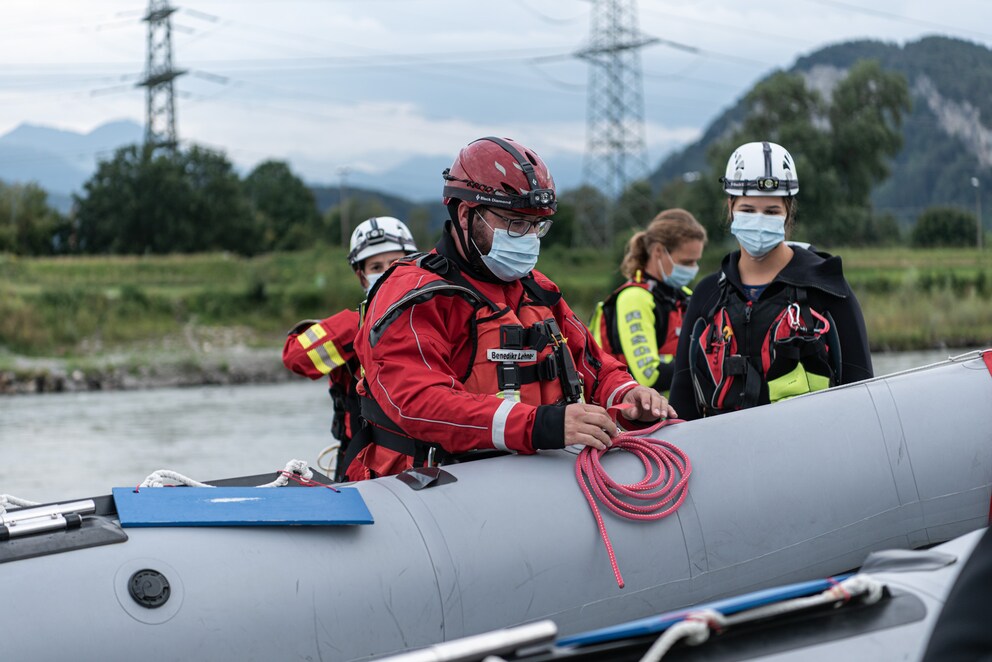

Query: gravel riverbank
0,345,292,395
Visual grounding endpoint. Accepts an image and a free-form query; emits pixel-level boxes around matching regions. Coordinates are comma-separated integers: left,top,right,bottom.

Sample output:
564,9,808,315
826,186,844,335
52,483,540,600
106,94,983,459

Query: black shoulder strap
417,252,502,312
702,271,732,320
520,275,562,307
361,252,424,319
366,254,505,348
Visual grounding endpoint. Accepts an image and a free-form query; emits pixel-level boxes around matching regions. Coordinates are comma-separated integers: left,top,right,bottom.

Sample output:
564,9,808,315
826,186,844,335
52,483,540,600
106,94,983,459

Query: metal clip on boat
0,500,96,541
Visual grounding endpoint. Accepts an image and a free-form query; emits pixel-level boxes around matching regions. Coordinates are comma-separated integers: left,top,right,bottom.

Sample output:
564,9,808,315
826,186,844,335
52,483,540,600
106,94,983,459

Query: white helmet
721,141,799,197
347,216,417,268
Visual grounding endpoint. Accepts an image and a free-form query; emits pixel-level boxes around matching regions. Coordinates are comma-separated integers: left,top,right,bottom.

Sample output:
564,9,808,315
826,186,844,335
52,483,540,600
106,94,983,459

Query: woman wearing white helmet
281,217,417,479
667,141,873,419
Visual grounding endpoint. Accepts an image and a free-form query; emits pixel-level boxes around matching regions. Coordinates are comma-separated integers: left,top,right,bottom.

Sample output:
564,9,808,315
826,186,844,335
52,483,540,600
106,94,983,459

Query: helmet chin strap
449,204,497,279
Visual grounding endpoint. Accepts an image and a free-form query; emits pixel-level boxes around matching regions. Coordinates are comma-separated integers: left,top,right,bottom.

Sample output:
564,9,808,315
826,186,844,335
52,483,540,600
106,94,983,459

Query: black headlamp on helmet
365,227,387,244
528,188,556,208
721,141,800,197
720,175,797,195
442,170,557,212
755,176,781,192
347,230,410,264
347,216,417,268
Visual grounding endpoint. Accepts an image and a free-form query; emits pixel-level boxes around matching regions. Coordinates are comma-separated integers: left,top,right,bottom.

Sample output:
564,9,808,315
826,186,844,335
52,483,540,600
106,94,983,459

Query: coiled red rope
575,407,691,589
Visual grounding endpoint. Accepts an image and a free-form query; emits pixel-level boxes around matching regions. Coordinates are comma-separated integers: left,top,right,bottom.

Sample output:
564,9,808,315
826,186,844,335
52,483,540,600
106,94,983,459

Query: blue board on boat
555,574,854,647
112,486,374,527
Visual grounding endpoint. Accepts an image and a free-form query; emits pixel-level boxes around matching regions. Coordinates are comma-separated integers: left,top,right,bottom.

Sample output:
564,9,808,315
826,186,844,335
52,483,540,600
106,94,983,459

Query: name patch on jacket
488,349,538,362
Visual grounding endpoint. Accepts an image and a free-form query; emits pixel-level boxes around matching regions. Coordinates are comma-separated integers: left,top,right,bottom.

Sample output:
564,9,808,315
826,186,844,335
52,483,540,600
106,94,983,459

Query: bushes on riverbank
1,245,990,359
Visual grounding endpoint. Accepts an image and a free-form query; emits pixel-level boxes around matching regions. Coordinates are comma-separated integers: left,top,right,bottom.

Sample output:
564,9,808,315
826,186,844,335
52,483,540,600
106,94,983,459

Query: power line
801,0,992,42
507,0,588,25
640,6,813,48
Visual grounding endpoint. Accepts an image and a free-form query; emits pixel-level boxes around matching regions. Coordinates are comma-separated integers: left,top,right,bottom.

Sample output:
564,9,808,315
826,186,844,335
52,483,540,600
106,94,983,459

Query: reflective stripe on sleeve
491,398,517,452
297,323,328,350
307,341,346,375
607,380,638,408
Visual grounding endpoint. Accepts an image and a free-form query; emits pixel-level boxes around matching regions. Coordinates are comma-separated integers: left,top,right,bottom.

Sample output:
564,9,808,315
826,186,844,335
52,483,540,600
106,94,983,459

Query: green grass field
1,245,991,360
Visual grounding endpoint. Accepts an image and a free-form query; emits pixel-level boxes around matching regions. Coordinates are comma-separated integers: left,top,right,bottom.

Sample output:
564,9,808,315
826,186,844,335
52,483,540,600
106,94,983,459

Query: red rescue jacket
347,246,639,481
282,309,361,479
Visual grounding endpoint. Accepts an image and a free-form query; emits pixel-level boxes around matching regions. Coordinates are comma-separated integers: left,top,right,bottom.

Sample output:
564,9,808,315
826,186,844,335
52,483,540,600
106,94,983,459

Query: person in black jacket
668,141,873,420
921,527,992,661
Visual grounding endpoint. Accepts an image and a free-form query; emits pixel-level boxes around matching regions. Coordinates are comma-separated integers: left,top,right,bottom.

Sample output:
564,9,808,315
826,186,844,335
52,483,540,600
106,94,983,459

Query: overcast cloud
1,0,990,189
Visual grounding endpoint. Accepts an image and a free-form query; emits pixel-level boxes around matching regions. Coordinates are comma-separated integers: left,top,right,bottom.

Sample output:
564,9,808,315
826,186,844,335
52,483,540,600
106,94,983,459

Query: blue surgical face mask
477,216,540,282
364,271,383,293
731,211,786,258
660,249,698,289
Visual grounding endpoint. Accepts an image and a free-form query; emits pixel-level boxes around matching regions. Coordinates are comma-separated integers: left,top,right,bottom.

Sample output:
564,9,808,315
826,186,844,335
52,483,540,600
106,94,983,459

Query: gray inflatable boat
380,528,990,662
1,350,990,661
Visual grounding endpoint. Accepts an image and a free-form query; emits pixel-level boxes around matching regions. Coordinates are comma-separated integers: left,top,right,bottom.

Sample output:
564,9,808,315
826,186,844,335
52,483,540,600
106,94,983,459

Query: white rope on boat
0,494,41,515
139,459,314,489
139,470,214,489
725,574,884,625
639,609,725,662
316,441,341,476
638,575,885,661
846,347,988,387
256,459,314,487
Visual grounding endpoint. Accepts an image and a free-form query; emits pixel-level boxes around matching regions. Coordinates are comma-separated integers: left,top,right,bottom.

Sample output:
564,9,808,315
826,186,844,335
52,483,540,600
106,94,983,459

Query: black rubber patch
396,467,458,490
0,515,128,564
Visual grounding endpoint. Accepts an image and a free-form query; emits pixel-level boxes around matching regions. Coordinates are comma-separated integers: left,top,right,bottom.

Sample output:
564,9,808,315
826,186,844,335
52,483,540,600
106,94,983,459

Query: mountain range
0,120,144,212
0,120,588,214
3,35,990,222
650,35,992,223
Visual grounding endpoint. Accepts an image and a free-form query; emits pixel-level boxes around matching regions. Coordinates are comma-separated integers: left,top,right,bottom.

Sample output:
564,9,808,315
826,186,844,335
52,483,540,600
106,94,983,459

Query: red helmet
442,136,557,217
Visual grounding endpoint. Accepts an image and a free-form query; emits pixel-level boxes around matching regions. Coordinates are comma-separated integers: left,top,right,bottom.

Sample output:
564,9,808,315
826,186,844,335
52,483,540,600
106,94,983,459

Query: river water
0,348,985,503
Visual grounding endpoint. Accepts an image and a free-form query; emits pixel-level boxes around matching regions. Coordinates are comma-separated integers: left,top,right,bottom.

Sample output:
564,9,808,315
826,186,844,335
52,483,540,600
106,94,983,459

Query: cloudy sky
1,0,991,192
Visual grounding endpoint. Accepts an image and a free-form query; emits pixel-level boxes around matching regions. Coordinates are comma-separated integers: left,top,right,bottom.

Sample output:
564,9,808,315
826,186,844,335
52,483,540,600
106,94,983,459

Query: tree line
0,59,985,256
649,61,985,249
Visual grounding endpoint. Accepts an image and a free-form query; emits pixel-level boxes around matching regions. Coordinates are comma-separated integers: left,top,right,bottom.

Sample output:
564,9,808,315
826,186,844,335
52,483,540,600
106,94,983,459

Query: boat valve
128,569,171,609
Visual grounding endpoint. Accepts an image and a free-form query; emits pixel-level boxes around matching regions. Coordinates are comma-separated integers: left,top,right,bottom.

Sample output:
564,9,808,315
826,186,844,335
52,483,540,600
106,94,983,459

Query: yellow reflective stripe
588,302,605,347
614,287,661,387
497,390,521,402
296,323,327,350
768,363,830,403
307,341,346,375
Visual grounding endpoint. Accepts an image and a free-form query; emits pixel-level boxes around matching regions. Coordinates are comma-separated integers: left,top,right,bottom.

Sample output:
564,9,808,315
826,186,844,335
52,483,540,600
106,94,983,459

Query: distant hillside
0,117,593,220
319,150,588,205
309,184,447,233
0,142,89,202
0,120,144,212
650,36,992,224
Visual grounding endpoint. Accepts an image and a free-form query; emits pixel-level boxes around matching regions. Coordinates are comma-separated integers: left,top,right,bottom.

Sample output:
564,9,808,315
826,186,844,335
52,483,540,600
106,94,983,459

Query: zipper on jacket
743,300,754,384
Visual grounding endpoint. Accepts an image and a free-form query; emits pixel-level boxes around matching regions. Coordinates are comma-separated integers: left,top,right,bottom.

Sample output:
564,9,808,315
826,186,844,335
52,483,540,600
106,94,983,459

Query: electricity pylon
576,0,657,247
137,0,187,154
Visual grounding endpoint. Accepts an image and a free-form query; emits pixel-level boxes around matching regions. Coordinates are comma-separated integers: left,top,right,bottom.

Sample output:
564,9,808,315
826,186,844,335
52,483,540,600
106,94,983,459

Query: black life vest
688,274,842,416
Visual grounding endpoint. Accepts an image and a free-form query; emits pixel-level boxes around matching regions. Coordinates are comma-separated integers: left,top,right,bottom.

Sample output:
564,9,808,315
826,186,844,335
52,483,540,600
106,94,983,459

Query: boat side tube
0,353,989,660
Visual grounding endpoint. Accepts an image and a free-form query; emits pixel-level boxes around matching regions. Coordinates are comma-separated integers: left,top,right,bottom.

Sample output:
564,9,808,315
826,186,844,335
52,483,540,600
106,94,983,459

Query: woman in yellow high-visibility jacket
590,208,707,394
